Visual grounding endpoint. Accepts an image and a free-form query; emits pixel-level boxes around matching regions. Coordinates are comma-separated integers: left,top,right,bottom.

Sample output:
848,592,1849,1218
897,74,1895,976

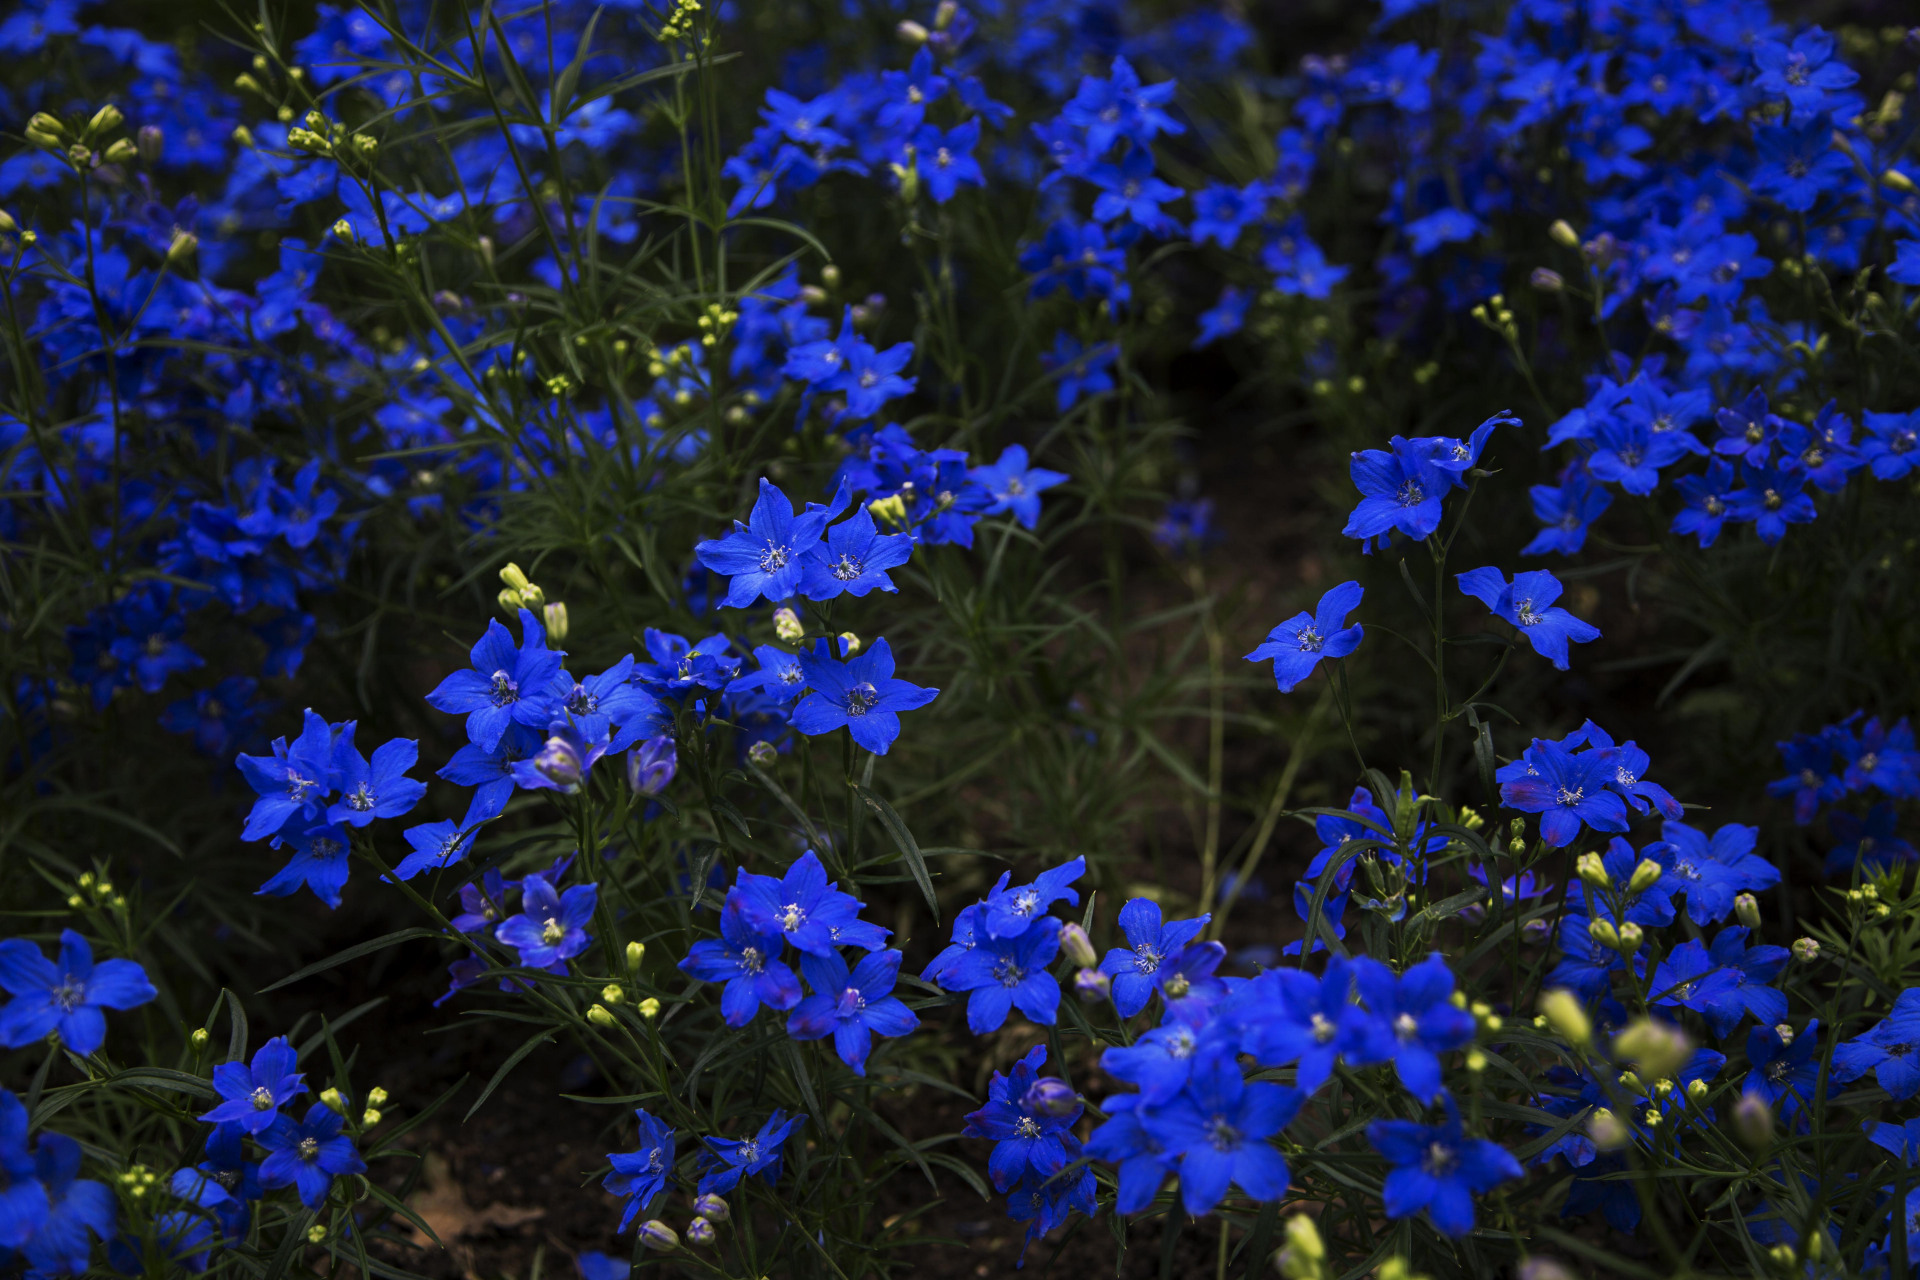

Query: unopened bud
1587,918,1620,949
331,219,353,241
1733,1089,1774,1150
1885,169,1917,193
1576,852,1609,888
320,1088,348,1115
1529,267,1564,292
602,984,625,1005
308,1223,327,1243
137,126,164,164
1627,859,1662,894
166,230,198,263
638,997,661,1019
627,736,677,796
543,601,568,643
626,941,646,973
1272,1212,1326,1278
692,1194,730,1222
837,631,862,656
1518,1261,1576,1280
1734,893,1762,930
0,210,14,233
1073,968,1110,1003
499,562,531,592
88,105,124,136
26,113,67,145
773,607,804,643
588,1003,616,1028
362,1107,383,1126
1792,937,1820,962
190,1028,211,1051
367,1086,388,1106
1614,922,1643,953
1773,1022,1794,1046
1686,1078,1709,1102
897,19,930,43
1587,1108,1627,1150
1614,1018,1690,1082
1022,1078,1078,1118
1521,918,1551,944
231,125,254,148
1539,989,1592,1047
747,739,777,767
637,1221,678,1251
102,138,138,164
686,1217,716,1245
1548,219,1579,248
1060,922,1097,968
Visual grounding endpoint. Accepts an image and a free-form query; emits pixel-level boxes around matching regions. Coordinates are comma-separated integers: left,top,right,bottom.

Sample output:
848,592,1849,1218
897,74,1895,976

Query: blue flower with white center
1140,1050,1301,1216
324,732,426,828
694,478,833,608
1342,436,1453,550
980,857,1086,940
728,644,809,706
963,1045,1081,1192
0,929,156,1056
425,610,564,752
939,916,1063,1033
1096,898,1208,1018
394,819,478,882
1101,1015,1217,1104
786,948,917,1076
695,1110,805,1195
1343,954,1476,1102
235,708,337,842
733,851,888,958
800,508,913,601
1245,581,1364,692
1456,566,1600,671
1834,990,1920,1100
199,1036,304,1135
1366,1100,1522,1238
494,873,596,974
790,637,939,756
1648,821,1777,925
1498,736,1631,847
679,891,802,1027
546,655,665,744
972,444,1067,529
0,1090,49,1249
256,823,353,908
1227,955,1362,1094
258,1102,366,1209
604,1109,676,1230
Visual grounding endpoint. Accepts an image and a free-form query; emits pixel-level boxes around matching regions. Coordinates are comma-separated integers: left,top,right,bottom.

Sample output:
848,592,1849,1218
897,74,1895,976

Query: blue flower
1498,737,1631,847
634,630,740,696
1140,1050,1301,1215
972,445,1067,530
1345,954,1476,1102
728,645,809,706
939,917,1062,1033
1834,990,1920,1099
913,118,984,203
1366,1102,1522,1238
394,819,478,881
1098,898,1209,1018
1545,914,1638,1001
1726,464,1817,544
1743,1020,1822,1120
981,857,1086,940
1342,436,1451,550
1102,1017,1218,1105
0,1090,48,1249
801,508,913,601
1751,28,1859,119
1084,1094,1171,1213
235,708,337,842
1194,287,1249,346
258,1102,365,1209
1229,955,1361,1094
1456,567,1600,671
791,637,939,756
1040,335,1117,411
1649,821,1778,924
495,873,596,973
733,851,888,957
257,824,353,908
920,902,988,988
549,655,665,744
963,1045,1081,1192
1649,938,1744,1029
786,948,918,1076
1004,1163,1096,1263
695,479,832,608
1704,927,1789,1039
1245,581,1364,692
1670,458,1738,548
425,610,564,752
1825,803,1917,875
696,1110,805,1195
680,892,802,1027
325,733,426,828
21,1131,116,1276
0,929,156,1056
1523,468,1612,557
604,1109,675,1230
1861,409,1920,480
199,1036,304,1134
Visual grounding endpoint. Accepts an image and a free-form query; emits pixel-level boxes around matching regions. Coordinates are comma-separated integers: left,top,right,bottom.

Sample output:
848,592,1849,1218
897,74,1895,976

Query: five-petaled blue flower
695,479,833,608
972,445,1067,530
680,892,803,1027
981,857,1086,940
1141,1049,1301,1215
1343,437,1452,550
963,1045,1082,1192
0,929,157,1056
236,708,337,842
1457,567,1600,671
801,507,914,601
1834,990,1920,1101
1246,581,1364,692
1098,898,1209,1018
939,917,1063,1034
787,948,918,1076
258,1102,367,1209
1366,1101,1523,1238
426,610,564,752
604,1109,676,1230
1499,737,1631,847
495,873,596,973
791,637,939,756
200,1035,305,1134
734,851,888,957
325,733,426,827
1344,954,1476,1102
696,1110,806,1195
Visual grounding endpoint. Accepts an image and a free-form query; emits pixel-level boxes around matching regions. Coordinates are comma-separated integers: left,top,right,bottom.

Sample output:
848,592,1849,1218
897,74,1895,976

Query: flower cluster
1769,713,1920,876
922,858,1085,1033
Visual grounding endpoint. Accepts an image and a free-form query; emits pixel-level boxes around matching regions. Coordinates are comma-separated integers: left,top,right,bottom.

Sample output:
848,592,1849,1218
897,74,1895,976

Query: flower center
51,980,84,1012
1311,1012,1337,1044
1014,1116,1042,1138
1131,944,1162,974
1514,598,1543,627
831,554,864,581
489,670,520,705
1167,1029,1196,1059
1555,785,1584,807
347,782,375,811
1396,480,1426,507
251,1086,276,1111
1423,1141,1457,1175
992,957,1027,988
298,1137,320,1162
541,918,565,945
1297,626,1324,653
738,1139,761,1164
1394,1012,1419,1042
739,946,765,974
1204,1115,1241,1151
844,682,879,716
759,543,790,573
780,903,808,932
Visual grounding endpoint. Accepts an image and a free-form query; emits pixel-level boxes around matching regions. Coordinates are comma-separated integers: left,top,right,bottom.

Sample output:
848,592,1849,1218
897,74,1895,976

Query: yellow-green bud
1614,1018,1691,1082
1549,219,1580,247
1529,267,1565,292
234,73,263,94
1791,937,1820,962
868,494,909,528
499,562,531,592
320,1088,348,1115
1587,1107,1627,1150
1060,922,1097,969
308,1223,328,1244
166,230,198,263
1614,921,1643,953
1686,1078,1709,1102
88,104,125,137
602,983,625,1005
331,219,353,241
137,126,164,165
496,588,521,612
773,607,804,643
361,1107,383,1126
27,113,67,145
1734,1088,1775,1150
190,1028,211,1051
1627,858,1663,894
626,941,645,973
1575,851,1609,888
896,19,930,43
367,1086,388,1106
837,631,862,656
0,210,15,233
103,138,138,164
1886,168,1917,193
747,740,777,767
1734,893,1762,930
587,1004,616,1028
232,125,254,148
1539,989,1591,1047
1586,918,1620,949
543,601,568,643
637,997,661,1019
1272,1212,1327,1279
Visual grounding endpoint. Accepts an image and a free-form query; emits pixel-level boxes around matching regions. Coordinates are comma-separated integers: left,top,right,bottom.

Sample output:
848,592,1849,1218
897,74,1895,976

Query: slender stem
1190,562,1227,914
1428,534,1448,793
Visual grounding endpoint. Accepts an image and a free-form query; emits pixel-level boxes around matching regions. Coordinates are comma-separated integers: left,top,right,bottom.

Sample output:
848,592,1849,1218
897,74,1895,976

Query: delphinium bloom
1700,928,1789,1040
1098,898,1210,1018
695,1110,805,1195
426,610,564,752
604,1109,676,1230
1245,581,1364,692
1840,716,1920,796
791,638,939,755
22,1130,117,1275
495,873,596,973
1769,729,1847,823
913,118,985,203
258,1103,366,1209
733,851,888,957
963,1045,1082,1192
938,917,1063,1033
1366,1102,1523,1237
1649,939,1744,1028
800,508,913,600
1834,991,1920,1100
549,656,664,743
394,820,478,881
1344,955,1477,1102
785,948,918,1075
0,1090,49,1248
980,858,1086,939
1342,436,1453,550
632,630,740,697
0,929,157,1055
1456,567,1600,671
1826,804,1917,876
679,894,802,1027
1670,459,1738,548
694,479,832,608
1140,1051,1301,1215
1101,1018,1220,1104
1743,1021,1823,1120
1522,468,1612,556
1546,911,1643,1000
1725,464,1817,544
199,1036,305,1135
1228,956,1360,1094
257,824,353,908
1084,1094,1171,1213
1498,737,1631,847
972,445,1067,530
1861,409,1920,480
1647,821,1778,924
236,708,337,841
324,733,426,828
